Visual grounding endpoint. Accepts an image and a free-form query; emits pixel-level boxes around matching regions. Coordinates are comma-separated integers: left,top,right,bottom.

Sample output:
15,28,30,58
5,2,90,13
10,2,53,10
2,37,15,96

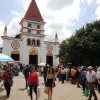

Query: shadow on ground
18,88,26,91
41,83,45,85
0,95,6,100
0,87,4,92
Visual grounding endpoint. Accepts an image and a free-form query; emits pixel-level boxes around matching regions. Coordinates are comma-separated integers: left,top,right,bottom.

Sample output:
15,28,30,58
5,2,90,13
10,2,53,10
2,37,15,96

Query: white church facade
1,0,60,66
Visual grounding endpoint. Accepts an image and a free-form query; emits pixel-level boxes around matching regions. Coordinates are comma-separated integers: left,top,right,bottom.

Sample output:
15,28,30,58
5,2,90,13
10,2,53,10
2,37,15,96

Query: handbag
84,88,88,97
37,86,41,98
45,81,48,87
44,86,48,94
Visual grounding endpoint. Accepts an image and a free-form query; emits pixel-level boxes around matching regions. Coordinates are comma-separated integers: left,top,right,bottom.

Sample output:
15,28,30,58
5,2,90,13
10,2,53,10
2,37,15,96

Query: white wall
2,39,23,62
44,43,59,66
21,35,43,65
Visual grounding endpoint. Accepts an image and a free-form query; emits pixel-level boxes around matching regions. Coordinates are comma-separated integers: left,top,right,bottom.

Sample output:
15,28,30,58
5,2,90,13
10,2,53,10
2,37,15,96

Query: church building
1,0,60,66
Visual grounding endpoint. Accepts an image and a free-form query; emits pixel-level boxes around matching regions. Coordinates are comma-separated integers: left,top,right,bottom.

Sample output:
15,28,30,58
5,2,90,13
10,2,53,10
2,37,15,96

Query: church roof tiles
24,0,44,22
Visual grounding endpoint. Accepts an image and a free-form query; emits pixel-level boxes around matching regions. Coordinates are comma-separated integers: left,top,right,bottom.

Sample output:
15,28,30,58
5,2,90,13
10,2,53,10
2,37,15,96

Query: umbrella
0,53,14,62
38,63,46,66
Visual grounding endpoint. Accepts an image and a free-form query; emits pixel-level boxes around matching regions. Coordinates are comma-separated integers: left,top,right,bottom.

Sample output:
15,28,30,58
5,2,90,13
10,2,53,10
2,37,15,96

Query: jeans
82,78,86,92
25,77,28,88
98,83,100,93
77,77,81,87
58,73,61,81
29,84,37,100
61,74,65,83
4,82,11,97
88,82,97,100
97,79,100,93
43,75,47,83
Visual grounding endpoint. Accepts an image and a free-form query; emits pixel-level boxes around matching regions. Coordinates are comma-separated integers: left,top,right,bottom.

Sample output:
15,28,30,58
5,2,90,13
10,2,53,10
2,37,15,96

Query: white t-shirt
61,69,65,74
96,71,100,79
86,71,96,83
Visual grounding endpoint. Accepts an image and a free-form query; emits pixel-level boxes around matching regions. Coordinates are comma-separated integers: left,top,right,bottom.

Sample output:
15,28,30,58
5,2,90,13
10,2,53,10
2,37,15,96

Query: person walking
28,67,39,100
43,64,48,84
61,67,65,84
23,65,30,89
71,68,76,84
76,67,81,88
3,66,13,99
96,67,100,93
81,67,87,92
58,67,62,81
46,67,55,100
86,66,98,100
0,64,3,71
65,67,70,81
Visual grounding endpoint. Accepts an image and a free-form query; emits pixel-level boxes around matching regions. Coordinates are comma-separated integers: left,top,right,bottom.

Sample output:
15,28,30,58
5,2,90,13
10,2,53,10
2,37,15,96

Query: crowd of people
55,66,100,100
38,65,100,100
0,63,100,100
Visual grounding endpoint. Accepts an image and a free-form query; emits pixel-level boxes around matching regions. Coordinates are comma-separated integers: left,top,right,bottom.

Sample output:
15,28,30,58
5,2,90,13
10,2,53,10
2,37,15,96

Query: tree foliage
59,20,100,66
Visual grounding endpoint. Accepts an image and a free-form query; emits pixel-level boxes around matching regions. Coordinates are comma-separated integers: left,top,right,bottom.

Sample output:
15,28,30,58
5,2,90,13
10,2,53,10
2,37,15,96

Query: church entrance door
29,55,38,65
29,49,38,65
46,56,53,66
46,52,53,66
11,50,20,61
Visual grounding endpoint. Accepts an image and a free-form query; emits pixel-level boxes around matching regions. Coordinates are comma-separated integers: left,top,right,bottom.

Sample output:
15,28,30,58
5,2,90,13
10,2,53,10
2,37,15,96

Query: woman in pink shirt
28,67,39,100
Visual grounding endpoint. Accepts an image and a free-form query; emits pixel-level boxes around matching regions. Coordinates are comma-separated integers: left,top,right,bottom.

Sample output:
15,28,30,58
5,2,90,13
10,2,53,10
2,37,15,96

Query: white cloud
7,17,21,37
11,10,23,18
80,0,94,5
34,0,81,42
87,0,94,4
0,0,82,45
0,10,22,47
47,0,74,10
95,6,100,20
20,0,31,11
96,0,100,4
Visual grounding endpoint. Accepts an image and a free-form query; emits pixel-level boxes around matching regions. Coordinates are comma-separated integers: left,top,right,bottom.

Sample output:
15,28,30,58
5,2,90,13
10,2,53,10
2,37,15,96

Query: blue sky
0,0,23,23
0,0,100,47
69,1,97,33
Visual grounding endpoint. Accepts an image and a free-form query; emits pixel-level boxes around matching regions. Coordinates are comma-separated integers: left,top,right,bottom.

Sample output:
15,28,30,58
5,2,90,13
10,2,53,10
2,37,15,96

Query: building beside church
1,0,60,66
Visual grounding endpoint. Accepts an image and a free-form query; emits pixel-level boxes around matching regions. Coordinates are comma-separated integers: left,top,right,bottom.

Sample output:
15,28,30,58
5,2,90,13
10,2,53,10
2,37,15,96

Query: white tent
38,63,46,66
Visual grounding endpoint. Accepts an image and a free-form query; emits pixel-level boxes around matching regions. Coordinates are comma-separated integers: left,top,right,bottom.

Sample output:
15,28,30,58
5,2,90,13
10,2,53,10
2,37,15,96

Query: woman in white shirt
46,67,55,100
61,67,65,84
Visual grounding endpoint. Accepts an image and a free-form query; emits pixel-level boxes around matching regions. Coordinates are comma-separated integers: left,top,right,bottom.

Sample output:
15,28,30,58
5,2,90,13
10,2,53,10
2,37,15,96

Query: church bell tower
19,0,46,64
20,0,45,36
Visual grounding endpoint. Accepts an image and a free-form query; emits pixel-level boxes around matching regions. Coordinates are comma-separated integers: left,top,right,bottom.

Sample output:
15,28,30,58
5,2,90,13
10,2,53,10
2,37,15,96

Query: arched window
32,39,35,46
27,38,31,45
37,40,40,46
28,23,32,27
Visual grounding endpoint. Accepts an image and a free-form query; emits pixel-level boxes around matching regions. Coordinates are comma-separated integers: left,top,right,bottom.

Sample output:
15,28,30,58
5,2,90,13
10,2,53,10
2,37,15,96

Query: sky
0,0,100,47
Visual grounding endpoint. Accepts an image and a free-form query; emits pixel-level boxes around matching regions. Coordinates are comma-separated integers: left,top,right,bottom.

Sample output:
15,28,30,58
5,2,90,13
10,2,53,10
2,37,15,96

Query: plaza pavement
0,73,100,100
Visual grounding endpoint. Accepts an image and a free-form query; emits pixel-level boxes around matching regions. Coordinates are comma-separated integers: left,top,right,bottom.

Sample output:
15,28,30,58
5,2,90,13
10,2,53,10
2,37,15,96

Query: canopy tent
0,53,14,62
38,63,46,66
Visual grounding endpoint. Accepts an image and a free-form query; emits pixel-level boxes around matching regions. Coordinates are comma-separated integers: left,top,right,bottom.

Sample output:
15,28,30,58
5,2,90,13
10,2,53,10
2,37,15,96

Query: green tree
59,20,100,67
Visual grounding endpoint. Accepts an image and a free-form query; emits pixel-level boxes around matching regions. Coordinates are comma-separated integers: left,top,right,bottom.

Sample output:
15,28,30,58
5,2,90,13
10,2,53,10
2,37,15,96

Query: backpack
8,72,13,87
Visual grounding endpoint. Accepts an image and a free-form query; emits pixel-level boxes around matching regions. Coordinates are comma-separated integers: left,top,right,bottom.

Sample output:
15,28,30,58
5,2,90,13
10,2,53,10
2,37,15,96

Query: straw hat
88,66,93,69
97,67,100,71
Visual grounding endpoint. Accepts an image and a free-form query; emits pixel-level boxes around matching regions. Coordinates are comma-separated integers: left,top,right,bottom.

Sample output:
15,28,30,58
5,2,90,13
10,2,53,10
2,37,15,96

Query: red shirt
3,71,9,83
28,72,39,86
92,69,97,72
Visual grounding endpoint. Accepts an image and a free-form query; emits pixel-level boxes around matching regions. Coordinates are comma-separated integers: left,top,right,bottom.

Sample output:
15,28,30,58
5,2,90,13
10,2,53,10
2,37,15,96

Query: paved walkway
0,73,100,100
